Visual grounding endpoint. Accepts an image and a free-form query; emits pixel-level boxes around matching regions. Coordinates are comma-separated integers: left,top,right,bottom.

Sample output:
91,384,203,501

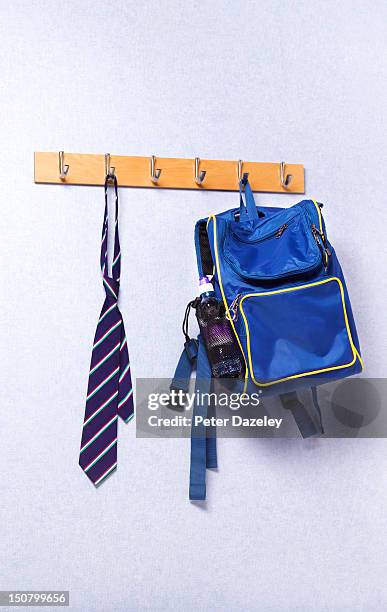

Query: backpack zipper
230,216,296,243
313,224,331,255
312,224,331,269
276,223,288,238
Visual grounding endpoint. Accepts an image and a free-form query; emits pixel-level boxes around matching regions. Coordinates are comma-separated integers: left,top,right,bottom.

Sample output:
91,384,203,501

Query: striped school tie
79,175,134,485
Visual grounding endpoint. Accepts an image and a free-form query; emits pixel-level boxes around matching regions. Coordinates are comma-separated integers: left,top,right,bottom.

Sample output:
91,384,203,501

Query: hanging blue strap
189,336,217,500
206,401,218,469
239,177,260,225
170,339,198,393
280,391,320,438
311,386,325,435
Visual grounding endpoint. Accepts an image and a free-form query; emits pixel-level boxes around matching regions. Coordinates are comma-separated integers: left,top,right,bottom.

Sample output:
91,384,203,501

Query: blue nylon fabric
170,335,216,500
196,184,362,393
279,391,320,438
189,336,217,501
239,179,260,225
311,386,324,435
170,339,198,393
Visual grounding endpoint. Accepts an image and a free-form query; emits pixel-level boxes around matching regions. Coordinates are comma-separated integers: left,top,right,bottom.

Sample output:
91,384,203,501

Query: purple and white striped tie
79,175,134,485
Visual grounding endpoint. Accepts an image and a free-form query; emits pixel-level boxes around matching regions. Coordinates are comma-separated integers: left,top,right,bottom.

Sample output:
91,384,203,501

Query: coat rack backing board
34,152,305,193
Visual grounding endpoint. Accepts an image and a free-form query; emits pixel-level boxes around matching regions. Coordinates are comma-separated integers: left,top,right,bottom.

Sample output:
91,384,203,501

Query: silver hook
150,155,162,184
194,157,206,185
280,161,292,189
237,159,249,186
59,151,69,179
237,159,243,181
105,153,115,180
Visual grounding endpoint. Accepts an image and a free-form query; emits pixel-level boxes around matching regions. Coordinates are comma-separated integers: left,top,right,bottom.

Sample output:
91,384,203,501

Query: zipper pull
276,223,288,238
320,231,331,256
312,224,331,255
228,294,241,321
312,224,321,244
312,224,330,269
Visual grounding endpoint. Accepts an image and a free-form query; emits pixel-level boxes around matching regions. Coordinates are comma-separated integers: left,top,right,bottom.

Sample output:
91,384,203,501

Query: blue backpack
171,178,363,500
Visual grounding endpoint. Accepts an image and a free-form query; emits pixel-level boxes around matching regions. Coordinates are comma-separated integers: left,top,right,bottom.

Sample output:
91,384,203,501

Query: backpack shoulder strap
194,219,214,278
280,390,324,437
189,335,217,501
170,296,201,394
170,338,198,394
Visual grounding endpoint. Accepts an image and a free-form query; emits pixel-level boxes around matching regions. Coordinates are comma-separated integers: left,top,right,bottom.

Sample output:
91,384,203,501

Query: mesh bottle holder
196,300,244,378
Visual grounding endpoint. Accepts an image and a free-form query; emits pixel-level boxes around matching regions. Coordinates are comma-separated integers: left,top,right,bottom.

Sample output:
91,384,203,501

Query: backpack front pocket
224,208,322,280
239,277,359,386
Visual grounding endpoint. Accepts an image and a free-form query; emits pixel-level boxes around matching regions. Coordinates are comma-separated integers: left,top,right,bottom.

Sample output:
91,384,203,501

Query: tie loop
100,175,121,284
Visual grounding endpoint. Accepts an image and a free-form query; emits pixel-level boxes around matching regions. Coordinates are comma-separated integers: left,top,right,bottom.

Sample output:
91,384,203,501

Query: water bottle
198,276,219,321
197,276,244,378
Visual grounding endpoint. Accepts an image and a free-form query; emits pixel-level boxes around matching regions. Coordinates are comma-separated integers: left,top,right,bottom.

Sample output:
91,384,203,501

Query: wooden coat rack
34,152,305,193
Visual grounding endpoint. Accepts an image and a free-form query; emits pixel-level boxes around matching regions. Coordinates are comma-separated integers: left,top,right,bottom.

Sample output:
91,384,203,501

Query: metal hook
105,153,115,180
237,159,249,187
280,161,292,189
150,155,161,184
194,157,206,185
59,151,69,179
237,159,243,181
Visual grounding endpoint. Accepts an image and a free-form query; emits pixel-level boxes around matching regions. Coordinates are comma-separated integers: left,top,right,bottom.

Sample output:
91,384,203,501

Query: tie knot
103,276,120,301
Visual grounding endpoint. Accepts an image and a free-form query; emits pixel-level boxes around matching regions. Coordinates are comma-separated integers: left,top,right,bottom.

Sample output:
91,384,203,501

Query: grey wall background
1,1,387,610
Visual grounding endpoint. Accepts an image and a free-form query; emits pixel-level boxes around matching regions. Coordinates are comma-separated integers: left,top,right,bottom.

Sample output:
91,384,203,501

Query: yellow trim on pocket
239,277,362,387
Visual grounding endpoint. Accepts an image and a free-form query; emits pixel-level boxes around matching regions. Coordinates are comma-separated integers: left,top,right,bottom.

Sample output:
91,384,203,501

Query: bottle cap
199,275,212,286
199,276,214,296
